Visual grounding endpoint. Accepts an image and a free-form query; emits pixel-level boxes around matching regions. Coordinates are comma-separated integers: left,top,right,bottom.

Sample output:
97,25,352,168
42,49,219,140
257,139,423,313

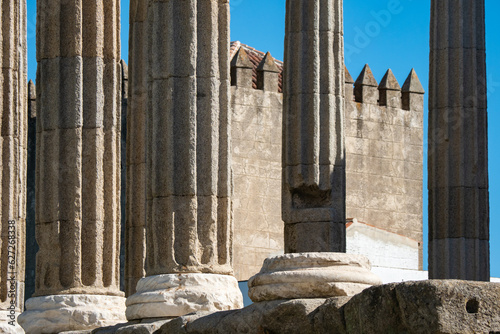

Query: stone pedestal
248,253,382,302
126,274,243,320
0,311,24,334
18,295,126,334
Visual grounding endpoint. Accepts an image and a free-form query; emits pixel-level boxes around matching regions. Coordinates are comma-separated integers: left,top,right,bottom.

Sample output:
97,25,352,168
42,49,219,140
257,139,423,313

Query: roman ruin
0,1,26,333
0,0,497,333
248,0,382,302
17,1,126,332
124,0,243,321
428,0,490,281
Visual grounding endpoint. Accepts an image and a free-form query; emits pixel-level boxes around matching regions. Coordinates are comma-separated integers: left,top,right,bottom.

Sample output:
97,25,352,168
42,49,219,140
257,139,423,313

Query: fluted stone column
249,0,381,302
429,0,489,280
125,0,243,320
0,1,27,332
18,1,126,333
283,0,345,253
125,0,148,297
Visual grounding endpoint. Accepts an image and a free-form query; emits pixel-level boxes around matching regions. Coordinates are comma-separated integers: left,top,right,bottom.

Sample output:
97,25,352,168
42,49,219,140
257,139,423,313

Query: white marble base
18,294,126,334
126,274,244,320
248,252,383,302
0,311,24,333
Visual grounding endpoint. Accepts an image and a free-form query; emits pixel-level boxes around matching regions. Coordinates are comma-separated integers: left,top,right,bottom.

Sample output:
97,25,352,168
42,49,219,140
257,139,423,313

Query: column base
0,311,24,333
248,252,382,302
18,294,126,334
126,273,244,320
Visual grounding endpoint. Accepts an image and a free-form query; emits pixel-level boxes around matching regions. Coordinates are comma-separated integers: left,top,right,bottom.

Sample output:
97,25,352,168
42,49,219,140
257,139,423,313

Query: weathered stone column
125,0,148,297
0,0,27,332
282,0,346,253
428,0,489,281
18,1,126,333
125,0,243,320
249,0,380,302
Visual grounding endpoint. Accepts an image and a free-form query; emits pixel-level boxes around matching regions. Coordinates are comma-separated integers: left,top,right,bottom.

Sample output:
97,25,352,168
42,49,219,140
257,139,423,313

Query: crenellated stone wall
229,44,424,280
346,66,425,268
230,47,283,280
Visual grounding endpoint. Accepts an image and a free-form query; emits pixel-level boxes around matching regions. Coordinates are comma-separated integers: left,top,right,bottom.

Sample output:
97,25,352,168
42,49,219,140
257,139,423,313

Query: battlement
230,42,424,113
230,41,283,92
350,64,425,111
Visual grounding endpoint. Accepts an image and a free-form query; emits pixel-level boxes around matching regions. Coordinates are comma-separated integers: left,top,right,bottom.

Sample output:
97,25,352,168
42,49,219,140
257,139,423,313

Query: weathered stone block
343,280,500,334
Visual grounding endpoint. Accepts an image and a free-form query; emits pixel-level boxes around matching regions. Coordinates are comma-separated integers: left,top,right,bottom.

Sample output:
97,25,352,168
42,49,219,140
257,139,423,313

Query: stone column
428,0,489,280
125,0,243,320
282,0,346,253
0,0,27,332
249,0,380,302
125,0,148,297
18,1,126,333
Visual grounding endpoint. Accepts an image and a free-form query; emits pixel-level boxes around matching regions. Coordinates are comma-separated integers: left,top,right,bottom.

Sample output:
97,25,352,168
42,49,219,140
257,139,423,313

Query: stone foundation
0,311,24,334
248,253,382,302
79,280,500,334
18,295,126,334
126,274,243,320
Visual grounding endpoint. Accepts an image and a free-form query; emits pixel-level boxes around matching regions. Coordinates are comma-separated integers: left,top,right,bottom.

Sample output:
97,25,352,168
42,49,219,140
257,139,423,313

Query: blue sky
26,0,500,277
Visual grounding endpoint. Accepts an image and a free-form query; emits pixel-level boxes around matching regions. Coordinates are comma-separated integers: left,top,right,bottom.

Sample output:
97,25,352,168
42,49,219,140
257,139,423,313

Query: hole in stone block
466,298,479,314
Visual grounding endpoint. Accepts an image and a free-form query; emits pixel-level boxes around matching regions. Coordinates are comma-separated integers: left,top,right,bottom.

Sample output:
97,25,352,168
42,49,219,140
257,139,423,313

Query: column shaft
125,1,242,320
0,0,27,318
125,0,148,297
428,0,489,280
145,0,232,276
283,0,346,253
34,0,122,297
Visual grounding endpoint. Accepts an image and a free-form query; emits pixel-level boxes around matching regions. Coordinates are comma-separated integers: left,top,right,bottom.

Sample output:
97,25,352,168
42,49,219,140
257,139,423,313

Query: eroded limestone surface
248,253,382,302
79,281,500,334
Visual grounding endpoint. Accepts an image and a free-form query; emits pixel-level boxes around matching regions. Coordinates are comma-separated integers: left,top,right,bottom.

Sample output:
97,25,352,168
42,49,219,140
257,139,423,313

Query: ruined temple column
125,0,243,320
248,0,380,302
125,0,148,297
18,1,126,333
429,0,489,280
0,1,27,332
282,0,346,253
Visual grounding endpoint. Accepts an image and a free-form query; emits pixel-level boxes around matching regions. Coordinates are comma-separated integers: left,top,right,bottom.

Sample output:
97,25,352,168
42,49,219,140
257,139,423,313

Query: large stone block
343,280,500,334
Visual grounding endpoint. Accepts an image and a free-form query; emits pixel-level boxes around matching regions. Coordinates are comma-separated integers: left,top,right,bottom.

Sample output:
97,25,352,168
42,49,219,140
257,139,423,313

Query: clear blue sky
26,0,500,277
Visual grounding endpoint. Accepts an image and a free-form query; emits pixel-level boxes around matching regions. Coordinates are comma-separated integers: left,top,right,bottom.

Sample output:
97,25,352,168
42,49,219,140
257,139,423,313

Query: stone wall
345,67,424,268
231,85,283,280
230,44,424,280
